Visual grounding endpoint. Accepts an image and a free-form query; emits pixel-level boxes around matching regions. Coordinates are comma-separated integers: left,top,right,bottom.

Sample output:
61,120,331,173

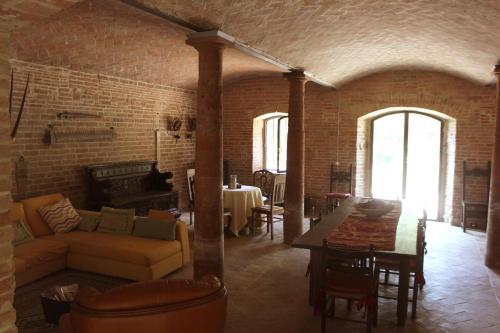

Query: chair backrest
309,213,322,230
416,222,426,281
462,160,491,203
270,173,286,207
187,169,195,202
329,163,353,194
321,240,375,294
419,209,428,230
253,169,275,198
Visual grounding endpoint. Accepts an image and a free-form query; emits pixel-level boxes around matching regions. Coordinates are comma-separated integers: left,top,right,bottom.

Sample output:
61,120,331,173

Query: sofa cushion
21,194,64,237
14,238,68,269
98,207,135,235
78,214,100,232
50,231,181,266
133,217,176,241
12,219,34,246
38,198,81,233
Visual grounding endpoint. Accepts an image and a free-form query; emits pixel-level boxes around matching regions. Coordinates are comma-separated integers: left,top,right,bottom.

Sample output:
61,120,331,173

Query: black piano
86,160,179,216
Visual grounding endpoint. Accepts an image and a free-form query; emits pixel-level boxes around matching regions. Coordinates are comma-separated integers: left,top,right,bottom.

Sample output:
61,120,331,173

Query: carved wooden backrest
329,163,353,194
253,169,275,198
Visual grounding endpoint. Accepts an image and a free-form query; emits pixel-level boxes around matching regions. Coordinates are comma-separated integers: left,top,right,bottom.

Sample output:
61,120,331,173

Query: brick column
0,26,16,333
186,33,228,281
486,64,500,268
283,70,308,245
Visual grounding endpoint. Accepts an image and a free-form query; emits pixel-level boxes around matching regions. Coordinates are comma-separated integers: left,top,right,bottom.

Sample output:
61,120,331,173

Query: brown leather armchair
59,275,227,333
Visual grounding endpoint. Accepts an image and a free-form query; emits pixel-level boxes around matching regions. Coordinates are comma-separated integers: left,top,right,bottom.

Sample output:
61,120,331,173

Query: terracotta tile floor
174,215,500,333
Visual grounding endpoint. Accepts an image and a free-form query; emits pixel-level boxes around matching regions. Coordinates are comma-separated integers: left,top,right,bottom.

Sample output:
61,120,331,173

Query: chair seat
325,269,373,297
252,205,284,214
324,192,351,200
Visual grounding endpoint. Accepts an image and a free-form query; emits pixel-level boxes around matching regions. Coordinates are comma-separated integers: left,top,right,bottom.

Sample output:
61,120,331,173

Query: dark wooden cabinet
110,191,178,216
86,160,178,216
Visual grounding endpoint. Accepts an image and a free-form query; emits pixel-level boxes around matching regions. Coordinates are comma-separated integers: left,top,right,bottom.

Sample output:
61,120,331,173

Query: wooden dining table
292,196,420,326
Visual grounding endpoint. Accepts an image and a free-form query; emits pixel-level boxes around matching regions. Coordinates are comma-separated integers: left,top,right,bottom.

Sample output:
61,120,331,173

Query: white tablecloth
223,185,263,235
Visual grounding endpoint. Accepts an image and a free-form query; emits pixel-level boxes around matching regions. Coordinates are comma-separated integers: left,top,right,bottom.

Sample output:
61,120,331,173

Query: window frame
263,115,288,173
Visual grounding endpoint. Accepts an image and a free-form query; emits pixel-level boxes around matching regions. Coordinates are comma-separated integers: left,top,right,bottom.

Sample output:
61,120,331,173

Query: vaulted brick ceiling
5,0,500,87
9,0,282,89
1,0,80,29
135,0,500,86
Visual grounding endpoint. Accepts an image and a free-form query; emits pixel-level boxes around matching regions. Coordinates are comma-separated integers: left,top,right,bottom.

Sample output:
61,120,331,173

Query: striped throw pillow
38,198,81,233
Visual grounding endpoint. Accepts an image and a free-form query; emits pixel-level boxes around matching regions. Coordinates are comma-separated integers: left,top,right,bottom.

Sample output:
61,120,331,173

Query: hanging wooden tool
9,71,30,139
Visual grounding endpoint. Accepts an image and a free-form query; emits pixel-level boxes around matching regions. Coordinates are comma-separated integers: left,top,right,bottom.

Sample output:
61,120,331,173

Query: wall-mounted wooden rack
45,125,114,144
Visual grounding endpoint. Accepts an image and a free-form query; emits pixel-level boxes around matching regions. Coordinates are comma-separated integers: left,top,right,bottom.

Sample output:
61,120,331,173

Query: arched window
264,116,288,172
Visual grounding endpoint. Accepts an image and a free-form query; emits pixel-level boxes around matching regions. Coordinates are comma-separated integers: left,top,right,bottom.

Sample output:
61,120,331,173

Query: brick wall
11,0,199,90
0,26,17,333
223,71,496,225
10,60,196,210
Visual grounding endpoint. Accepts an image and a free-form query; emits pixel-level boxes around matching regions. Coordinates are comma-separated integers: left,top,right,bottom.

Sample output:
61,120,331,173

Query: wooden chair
324,163,353,214
462,160,491,232
253,169,275,203
306,214,322,304
250,173,286,240
375,218,426,320
320,241,378,333
186,168,231,227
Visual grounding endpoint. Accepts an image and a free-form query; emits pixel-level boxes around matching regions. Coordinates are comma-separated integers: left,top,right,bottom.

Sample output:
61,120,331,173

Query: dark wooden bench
86,160,178,216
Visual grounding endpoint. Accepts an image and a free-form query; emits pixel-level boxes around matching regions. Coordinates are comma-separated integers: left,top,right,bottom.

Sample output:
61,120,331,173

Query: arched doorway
370,111,443,220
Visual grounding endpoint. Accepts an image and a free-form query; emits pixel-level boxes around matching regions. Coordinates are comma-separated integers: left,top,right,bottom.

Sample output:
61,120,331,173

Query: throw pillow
12,219,34,246
77,213,100,232
98,207,135,235
133,217,176,241
38,198,81,233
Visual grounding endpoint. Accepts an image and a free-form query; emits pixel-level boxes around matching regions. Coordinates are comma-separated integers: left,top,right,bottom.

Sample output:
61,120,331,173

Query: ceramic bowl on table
354,198,393,218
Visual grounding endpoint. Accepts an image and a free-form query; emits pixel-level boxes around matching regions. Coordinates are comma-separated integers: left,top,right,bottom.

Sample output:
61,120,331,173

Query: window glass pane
265,118,278,170
278,117,288,171
371,113,405,200
407,114,441,219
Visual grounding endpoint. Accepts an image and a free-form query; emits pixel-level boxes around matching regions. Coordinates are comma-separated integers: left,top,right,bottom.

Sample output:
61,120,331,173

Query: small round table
223,185,263,235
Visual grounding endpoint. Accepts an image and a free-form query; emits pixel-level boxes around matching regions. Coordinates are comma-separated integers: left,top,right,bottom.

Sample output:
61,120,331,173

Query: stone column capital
494,63,500,76
284,70,308,83
186,30,233,50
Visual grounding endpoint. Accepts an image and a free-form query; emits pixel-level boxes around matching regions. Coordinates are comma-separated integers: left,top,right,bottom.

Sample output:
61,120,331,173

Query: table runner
326,200,402,251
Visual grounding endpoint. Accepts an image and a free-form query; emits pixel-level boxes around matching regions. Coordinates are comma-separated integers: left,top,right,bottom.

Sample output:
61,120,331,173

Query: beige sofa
13,194,190,287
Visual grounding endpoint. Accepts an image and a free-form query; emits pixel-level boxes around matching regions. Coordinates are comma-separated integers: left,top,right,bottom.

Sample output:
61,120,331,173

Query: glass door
406,113,441,220
371,112,442,220
371,113,405,200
